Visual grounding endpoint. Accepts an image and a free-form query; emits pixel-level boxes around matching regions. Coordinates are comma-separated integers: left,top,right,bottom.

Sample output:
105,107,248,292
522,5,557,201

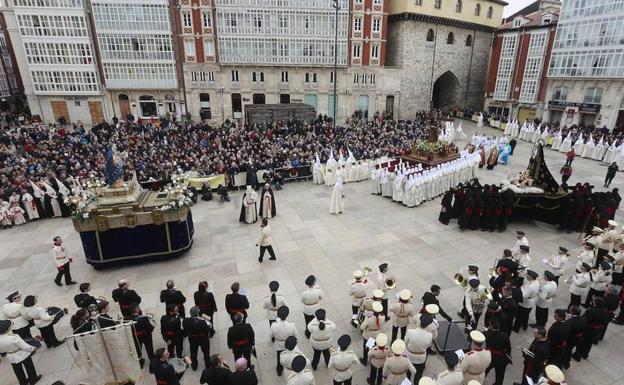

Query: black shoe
367,378,373,385
54,282,62,287
269,257,276,260
66,281,77,285
258,258,263,263
529,323,539,328
457,312,463,317
611,319,624,325
139,358,145,369
31,375,42,385
192,364,198,371
427,348,437,355
312,365,317,371
572,355,581,362
277,370,283,376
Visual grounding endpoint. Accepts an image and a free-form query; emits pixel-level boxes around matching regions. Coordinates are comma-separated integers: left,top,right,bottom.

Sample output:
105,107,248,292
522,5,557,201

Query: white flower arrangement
159,173,193,212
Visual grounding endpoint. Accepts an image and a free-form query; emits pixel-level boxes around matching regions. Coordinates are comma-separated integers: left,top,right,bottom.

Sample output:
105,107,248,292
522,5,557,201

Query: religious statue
106,144,126,188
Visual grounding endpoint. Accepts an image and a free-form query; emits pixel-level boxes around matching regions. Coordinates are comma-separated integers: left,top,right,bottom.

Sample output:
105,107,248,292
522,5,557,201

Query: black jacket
566,315,587,347
160,289,187,315
194,290,218,315
225,293,249,316
227,323,255,350
484,329,511,363
421,292,451,321
200,366,230,385
74,293,97,309
227,370,258,385
547,320,570,351
112,288,142,313
183,317,211,340
161,314,183,340
149,359,180,385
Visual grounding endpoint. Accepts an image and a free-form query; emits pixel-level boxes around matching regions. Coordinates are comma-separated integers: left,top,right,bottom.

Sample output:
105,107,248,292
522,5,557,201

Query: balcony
251,82,266,90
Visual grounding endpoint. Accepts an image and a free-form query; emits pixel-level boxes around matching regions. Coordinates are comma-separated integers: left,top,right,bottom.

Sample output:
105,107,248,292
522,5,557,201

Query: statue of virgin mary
106,144,126,188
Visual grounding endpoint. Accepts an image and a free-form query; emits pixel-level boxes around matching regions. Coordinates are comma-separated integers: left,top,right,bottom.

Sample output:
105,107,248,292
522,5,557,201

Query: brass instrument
385,278,396,290
488,268,497,279
483,288,493,301
515,345,535,358
454,273,468,287
363,266,373,276
146,312,157,328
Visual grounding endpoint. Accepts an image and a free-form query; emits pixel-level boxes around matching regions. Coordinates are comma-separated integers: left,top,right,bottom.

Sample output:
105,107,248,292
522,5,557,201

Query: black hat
269,281,279,292
23,295,36,307
468,265,479,273
488,301,499,311
0,320,12,334
305,275,316,286
469,278,480,288
527,270,538,279
420,314,433,328
6,291,19,302
519,245,530,252
516,230,525,236
285,336,297,350
277,305,289,319
558,247,568,253
379,263,389,272
291,355,306,373
315,308,326,320
581,263,591,271
79,283,90,292
444,351,459,367
337,334,351,350
544,271,556,281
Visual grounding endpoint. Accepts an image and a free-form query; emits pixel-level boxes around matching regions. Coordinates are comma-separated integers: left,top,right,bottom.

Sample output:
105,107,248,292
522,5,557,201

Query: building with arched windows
386,0,506,116
543,0,624,130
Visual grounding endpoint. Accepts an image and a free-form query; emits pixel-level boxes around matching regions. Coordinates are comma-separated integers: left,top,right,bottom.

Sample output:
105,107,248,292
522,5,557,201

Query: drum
47,307,65,324
168,357,187,378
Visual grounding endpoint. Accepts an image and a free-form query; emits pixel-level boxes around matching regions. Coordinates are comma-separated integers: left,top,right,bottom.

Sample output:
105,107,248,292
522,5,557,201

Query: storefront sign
547,100,600,114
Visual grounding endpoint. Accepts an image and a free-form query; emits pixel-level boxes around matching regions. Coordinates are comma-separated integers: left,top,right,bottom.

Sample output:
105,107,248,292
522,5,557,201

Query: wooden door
50,101,69,122
119,99,130,119
88,101,104,124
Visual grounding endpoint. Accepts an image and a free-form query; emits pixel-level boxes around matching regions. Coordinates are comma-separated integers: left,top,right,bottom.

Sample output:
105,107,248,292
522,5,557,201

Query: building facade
484,2,559,122
386,0,507,118
178,0,401,123
543,0,624,130
0,11,24,111
1,0,107,124
90,0,181,121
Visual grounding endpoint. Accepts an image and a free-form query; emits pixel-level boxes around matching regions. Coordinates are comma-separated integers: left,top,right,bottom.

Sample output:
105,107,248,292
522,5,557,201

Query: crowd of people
0,113,442,227
3,223,623,385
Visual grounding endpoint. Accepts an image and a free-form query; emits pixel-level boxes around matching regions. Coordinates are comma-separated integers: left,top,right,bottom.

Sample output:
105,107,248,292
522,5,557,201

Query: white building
91,0,181,121
543,0,624,130
1,0,106,125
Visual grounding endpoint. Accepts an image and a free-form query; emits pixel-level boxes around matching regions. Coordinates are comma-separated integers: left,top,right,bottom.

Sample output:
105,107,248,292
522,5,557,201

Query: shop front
547,101,600,127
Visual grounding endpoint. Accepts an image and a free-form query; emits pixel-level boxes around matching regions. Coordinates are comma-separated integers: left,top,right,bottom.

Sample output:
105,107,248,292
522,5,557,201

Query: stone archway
431,70,461,111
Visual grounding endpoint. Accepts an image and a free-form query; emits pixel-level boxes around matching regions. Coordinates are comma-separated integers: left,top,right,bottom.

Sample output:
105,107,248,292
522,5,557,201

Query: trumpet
454,273,468,287
516,345,535,358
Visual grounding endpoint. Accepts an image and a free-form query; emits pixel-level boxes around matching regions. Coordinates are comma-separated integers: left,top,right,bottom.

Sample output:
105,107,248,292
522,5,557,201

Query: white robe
559,135,572,153
329,177,344,214
21,193,39,220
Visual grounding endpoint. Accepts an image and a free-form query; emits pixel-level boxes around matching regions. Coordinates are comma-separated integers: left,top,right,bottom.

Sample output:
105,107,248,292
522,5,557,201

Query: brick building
484,0,559,122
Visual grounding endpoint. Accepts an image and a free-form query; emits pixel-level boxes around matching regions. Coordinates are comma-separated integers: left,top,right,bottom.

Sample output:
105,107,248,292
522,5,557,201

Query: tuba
454,273,468,287
385,278,396,290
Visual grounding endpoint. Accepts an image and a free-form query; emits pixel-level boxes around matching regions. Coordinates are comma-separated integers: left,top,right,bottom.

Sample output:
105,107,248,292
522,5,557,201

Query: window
184,39,195,57
513,19,522,27
231,70,239,82
456,0,462,12
447,32,454,44
231,93,242,117
199,93,211,119
426,28,435,42
354,0,362,3
253,15,262,29
202,12,212,28
373,0,382,4
372,17,381,33
182,12,192,28
330,71,335,83
487,6,493,18
281,71,288,82
203,40,214,56
305,72,317,83
371,44,379,60
552,86,568,101
475,3,481,16
584,87,603,104
435,0,442,9
352,43,361,59
354,16,362,32
415,0,422,5
280,94,290,104
252,72,264,82
466,34,472,46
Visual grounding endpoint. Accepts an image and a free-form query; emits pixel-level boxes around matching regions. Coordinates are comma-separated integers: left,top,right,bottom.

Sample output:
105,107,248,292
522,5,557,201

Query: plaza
0,119,621,385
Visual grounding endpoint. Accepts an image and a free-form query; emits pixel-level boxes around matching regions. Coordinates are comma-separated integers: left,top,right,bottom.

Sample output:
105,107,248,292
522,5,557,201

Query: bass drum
168,357,187,379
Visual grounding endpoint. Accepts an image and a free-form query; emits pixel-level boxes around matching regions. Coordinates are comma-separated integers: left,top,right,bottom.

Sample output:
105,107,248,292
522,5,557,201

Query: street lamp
332,0,340,129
